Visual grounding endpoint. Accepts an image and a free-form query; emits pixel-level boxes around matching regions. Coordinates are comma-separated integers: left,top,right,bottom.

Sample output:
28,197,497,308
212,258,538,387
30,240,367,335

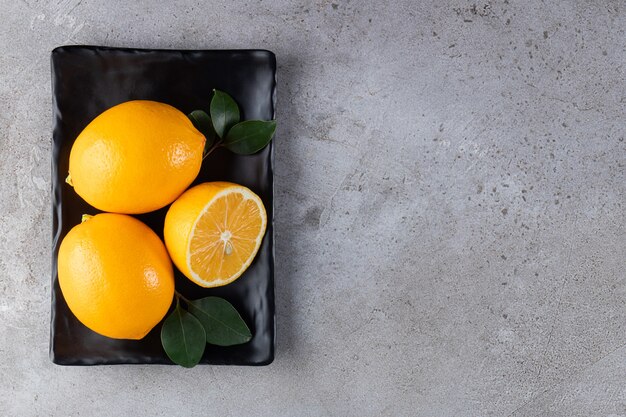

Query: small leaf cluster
161,295,252,368
189,89,276,156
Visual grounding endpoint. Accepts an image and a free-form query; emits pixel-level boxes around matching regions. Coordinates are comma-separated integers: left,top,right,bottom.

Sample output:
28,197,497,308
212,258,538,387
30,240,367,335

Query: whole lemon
57,213,175,340
68,100,205,214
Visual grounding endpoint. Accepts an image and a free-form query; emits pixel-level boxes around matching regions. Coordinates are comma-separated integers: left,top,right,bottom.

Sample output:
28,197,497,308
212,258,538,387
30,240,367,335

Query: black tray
51,46,276,365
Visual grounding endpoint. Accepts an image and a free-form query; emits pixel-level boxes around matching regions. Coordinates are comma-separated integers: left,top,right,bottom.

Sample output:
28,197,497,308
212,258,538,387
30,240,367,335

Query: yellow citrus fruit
164,182,267,288
57,213,175,340
68,100,205,214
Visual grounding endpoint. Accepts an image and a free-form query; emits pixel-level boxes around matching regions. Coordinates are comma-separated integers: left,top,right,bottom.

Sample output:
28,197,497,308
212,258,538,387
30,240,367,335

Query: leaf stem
202,140,223,161
175,290,192,305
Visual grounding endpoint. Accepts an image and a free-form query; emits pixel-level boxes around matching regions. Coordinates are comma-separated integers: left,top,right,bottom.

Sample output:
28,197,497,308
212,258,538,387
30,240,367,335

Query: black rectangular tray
51,46,276,365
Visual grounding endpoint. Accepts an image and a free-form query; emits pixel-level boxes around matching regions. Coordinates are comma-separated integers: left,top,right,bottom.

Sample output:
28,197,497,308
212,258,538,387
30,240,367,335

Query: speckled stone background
0,1,624,416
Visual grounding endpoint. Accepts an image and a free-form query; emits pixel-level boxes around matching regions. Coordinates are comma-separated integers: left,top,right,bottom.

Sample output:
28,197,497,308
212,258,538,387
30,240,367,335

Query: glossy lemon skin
57,213,175,340
69,100,205,214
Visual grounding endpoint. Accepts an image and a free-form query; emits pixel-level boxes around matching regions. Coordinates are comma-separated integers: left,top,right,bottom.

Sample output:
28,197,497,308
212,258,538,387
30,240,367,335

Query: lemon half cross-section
164,182,268,288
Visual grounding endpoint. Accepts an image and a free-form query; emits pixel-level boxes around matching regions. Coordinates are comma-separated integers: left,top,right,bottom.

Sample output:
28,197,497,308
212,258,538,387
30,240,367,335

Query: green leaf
210,89,240,138
188,110,216,150
222,120,277,155
160,303,206,368
188,297,252,346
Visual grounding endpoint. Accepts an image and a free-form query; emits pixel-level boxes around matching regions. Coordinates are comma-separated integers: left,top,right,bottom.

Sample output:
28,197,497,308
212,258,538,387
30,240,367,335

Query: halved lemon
164,182,267,288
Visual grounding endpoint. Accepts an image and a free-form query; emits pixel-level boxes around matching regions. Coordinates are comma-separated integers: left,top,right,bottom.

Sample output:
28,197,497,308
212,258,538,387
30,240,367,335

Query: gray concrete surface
0,0,624,416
